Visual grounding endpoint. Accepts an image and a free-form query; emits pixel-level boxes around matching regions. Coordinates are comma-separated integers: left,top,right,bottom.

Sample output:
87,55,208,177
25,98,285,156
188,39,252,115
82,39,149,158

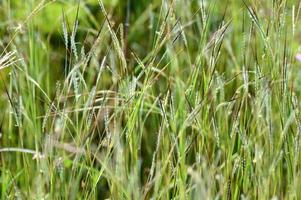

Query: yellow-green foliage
1,0,301,199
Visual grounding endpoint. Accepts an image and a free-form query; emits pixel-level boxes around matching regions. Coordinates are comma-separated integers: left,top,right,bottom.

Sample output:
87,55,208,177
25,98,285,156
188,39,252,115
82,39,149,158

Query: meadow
1,0,301,199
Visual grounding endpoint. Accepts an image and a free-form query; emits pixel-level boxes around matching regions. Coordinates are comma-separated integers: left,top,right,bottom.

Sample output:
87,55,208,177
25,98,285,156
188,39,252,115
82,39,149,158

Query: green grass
1,0,301,199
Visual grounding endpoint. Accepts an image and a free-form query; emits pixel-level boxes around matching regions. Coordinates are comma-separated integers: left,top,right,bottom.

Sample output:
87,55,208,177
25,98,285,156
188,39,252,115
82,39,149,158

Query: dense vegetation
1,0,301,199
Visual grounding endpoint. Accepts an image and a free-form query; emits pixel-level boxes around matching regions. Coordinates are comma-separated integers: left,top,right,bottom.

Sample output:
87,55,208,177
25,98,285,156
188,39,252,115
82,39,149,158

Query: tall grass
1,0,301,199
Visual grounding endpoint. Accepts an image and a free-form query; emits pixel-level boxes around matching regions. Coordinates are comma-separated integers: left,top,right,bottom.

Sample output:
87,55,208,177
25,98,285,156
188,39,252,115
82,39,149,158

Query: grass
1,0,301,199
